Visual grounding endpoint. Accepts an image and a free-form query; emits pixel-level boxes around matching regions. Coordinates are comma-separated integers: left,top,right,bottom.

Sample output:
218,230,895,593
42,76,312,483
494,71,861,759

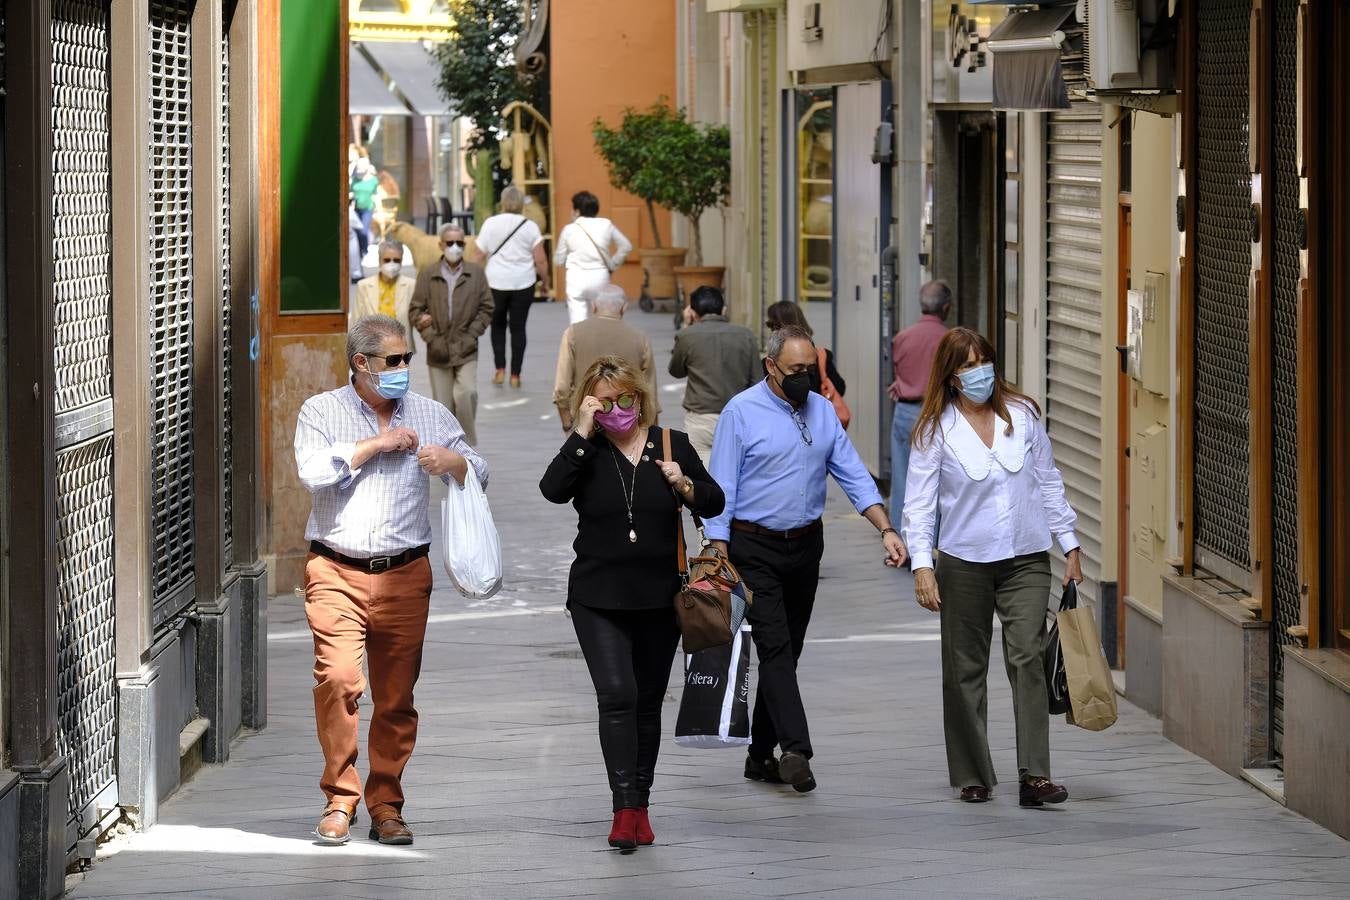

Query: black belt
731,519,823,540
309,541,430,573
897,397,923,405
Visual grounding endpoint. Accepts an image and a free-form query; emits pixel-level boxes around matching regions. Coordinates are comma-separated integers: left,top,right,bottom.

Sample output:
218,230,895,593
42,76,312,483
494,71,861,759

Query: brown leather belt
731,518,823,540
310,541,430,573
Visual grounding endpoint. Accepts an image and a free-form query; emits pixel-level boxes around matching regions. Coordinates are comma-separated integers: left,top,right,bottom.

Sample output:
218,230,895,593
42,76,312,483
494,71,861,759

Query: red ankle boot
608,808,639,850
634,807,654,846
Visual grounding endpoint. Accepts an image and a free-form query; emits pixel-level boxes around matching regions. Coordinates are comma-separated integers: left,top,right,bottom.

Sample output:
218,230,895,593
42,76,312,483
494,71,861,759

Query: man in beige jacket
410,224,494,446
552,284,659,432
350,240,417,336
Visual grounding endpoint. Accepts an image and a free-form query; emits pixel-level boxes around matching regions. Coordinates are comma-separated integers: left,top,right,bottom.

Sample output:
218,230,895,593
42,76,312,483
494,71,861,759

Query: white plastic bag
440,467,502,599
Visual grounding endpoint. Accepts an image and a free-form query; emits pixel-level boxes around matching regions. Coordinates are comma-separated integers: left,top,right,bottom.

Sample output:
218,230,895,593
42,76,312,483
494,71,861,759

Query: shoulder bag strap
664,428,689,577
577,222,614,271
486,216,528,258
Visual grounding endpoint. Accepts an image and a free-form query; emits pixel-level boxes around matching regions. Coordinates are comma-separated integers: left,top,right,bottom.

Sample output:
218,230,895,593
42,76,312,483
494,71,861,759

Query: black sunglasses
444,239,466,248
368,352,414,367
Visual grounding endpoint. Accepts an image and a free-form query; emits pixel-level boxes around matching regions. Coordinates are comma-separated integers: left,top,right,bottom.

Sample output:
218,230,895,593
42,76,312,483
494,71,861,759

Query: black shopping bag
674,624,751,748
1043,581,1076,716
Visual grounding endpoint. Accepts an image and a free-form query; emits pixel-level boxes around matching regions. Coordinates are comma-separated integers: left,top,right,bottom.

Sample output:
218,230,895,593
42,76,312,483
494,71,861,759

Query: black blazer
540,426,725,610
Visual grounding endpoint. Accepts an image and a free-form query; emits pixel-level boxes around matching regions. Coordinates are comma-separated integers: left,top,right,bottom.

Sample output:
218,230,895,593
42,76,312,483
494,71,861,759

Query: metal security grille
51,0,119,846
1269,0,1301,755
52,0,112,413
1192,0,1252,582
1044,103,1104,612
221,24,233,561
149,0,196,626
53,435,118,837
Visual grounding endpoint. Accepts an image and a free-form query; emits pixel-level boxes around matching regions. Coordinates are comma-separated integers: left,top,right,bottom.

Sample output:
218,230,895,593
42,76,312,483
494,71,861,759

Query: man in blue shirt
707,324,908,792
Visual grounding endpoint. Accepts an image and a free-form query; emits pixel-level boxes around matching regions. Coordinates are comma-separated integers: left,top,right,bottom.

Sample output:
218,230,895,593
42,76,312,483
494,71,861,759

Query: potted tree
655,115,731,308
593,103,688,308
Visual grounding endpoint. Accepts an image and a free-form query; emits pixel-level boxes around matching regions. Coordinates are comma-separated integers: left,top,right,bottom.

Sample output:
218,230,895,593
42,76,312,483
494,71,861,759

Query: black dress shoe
1019,776,1068,808
959,785,991,803
777,751,817,794
744,754,785,784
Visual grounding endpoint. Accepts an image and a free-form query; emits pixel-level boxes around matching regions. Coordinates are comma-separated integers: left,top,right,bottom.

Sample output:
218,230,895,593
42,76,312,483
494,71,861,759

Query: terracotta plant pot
673,265,726,306
638,247,688,306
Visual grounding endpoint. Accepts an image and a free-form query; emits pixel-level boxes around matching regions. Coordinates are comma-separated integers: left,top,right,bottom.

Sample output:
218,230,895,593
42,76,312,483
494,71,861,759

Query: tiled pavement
69,301,1350,899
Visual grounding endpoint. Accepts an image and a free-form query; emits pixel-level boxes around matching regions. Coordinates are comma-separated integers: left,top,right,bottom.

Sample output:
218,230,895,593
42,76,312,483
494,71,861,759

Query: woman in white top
902,326,1083,808
474,185,551,387
553,190,633,325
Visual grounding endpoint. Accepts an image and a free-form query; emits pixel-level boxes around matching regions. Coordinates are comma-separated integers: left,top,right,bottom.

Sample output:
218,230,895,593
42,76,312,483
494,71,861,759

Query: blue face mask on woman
371,366,409,400
957,362,995,405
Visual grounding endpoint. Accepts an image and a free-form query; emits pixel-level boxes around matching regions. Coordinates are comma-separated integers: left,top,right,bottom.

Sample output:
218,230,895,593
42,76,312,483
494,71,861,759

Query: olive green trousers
937,551,1052,789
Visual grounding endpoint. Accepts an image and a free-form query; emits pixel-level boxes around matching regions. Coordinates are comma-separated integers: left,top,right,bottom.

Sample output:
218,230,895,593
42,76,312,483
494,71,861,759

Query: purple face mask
595,404,639,433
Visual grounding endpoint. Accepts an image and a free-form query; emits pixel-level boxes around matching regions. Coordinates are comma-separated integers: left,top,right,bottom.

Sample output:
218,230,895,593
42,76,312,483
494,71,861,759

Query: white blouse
901,401,1079,571
553,217,633,272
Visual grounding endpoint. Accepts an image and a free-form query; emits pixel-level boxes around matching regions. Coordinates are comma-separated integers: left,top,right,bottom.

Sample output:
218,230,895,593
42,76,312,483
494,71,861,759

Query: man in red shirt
888,281,952,517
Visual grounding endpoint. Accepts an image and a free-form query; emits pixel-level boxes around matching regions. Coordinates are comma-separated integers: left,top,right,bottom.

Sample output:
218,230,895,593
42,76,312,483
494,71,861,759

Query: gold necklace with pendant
607,443,640,543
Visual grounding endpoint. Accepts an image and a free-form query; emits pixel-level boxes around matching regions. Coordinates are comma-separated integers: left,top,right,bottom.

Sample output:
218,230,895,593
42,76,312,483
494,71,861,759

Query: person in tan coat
350,240,417,336
552,284,659,432
409,224,494,446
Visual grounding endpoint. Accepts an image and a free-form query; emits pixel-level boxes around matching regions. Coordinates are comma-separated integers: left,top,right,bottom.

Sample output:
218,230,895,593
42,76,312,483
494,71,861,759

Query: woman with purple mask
540,356,724,851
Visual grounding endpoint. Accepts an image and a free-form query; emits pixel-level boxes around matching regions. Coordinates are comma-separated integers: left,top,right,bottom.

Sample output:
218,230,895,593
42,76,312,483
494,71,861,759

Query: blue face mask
371,366,409,400
957,363,995,405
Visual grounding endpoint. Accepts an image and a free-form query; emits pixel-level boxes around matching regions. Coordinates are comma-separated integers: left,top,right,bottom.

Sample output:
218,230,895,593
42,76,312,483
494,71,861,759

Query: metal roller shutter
51,0,119,845
1192,0,1252,584
149,0,196,628
221,22,233,562
1044,103,1104,611
1269,0,1301,756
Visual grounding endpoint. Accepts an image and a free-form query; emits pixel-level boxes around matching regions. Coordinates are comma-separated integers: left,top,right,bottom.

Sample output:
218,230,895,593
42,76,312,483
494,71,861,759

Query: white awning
349,45,411,117
357,41,454,117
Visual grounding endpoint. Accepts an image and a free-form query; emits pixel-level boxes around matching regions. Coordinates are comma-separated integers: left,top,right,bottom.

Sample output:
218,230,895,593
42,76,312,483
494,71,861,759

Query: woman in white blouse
553,190,633,325
901,327,1083,808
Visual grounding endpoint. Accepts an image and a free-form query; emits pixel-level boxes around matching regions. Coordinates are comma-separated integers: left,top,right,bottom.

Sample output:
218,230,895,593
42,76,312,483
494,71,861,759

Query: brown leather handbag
664,430,752,652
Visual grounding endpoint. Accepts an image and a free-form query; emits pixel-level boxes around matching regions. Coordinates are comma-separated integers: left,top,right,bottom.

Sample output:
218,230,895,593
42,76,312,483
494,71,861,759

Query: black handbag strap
1059,580,1079,612
485,215,528,258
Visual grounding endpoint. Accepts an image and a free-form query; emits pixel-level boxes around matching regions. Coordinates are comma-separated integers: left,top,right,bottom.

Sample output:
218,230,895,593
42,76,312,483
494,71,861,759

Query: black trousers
730,527,824,760
570,603,681,811
490,286,536,375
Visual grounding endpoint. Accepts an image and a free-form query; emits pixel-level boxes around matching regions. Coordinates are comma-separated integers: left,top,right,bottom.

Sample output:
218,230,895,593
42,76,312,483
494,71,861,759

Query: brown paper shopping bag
1056,601,1118,731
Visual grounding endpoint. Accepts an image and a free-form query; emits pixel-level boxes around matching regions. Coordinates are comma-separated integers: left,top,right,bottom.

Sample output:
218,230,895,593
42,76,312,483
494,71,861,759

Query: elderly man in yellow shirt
351,239,417,337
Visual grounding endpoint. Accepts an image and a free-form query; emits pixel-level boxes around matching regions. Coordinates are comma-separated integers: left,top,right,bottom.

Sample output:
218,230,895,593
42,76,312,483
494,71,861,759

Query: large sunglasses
444,239,466,248
597,394,636,413
369,352,414,368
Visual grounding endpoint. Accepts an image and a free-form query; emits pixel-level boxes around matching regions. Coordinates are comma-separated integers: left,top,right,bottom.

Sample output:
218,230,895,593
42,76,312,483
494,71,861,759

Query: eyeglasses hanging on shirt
791,408,812,446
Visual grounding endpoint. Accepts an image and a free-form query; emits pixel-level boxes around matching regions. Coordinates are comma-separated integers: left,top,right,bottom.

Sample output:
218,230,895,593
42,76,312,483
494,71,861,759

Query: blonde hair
500,185,525,214
573,356,656,430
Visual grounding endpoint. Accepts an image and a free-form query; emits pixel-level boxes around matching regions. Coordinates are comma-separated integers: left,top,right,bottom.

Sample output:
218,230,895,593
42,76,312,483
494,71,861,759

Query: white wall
786,0,892,73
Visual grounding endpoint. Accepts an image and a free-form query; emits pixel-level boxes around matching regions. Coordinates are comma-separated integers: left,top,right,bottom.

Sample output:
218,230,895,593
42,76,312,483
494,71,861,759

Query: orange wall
550,1,677,299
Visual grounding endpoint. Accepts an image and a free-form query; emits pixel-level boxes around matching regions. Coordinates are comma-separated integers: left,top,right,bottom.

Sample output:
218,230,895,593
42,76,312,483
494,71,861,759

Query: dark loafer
369,815,414,845
1019,777,1068,808
315,805,356,844
959,785,991,803
744,754,785,784
777,751,817,794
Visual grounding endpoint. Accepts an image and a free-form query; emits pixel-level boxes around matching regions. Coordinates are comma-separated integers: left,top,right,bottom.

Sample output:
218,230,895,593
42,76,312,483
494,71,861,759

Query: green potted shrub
652,113,731,307
593,102,689,306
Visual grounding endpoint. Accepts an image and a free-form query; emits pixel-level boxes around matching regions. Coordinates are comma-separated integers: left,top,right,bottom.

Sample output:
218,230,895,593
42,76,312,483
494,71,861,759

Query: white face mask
379,262,401,280
443,245,464,265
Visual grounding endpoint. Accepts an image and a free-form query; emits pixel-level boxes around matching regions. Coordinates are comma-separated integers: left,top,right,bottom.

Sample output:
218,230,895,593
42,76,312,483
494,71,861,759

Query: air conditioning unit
1078,0,1172,92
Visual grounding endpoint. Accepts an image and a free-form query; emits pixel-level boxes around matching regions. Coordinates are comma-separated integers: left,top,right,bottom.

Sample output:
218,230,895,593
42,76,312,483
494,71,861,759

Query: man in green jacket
669,286,761,461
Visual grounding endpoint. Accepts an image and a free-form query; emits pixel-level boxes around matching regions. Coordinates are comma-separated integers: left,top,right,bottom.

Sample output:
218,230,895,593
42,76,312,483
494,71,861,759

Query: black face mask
775,366,821,408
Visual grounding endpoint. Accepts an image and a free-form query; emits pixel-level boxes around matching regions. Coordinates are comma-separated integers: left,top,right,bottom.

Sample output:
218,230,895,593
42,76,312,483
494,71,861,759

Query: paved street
69,301,1350,899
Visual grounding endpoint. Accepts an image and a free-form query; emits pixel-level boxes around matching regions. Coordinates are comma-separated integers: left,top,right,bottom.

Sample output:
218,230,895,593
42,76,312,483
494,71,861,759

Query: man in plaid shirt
294,314,487,846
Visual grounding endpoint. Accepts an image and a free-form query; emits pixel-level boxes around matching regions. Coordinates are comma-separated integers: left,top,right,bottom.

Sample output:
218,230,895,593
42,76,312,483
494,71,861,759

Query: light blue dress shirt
704,380,884,541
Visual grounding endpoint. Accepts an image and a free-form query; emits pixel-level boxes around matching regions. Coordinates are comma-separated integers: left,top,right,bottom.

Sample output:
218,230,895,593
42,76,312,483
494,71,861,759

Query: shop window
795,89,834,302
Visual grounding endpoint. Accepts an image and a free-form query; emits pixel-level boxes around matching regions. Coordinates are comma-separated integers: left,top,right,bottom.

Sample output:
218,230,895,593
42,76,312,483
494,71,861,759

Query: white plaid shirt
295,383,488,558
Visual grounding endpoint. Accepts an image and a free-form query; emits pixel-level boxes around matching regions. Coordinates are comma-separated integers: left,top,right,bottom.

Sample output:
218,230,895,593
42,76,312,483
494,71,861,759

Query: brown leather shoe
959,785,991,803
315,805,356,844
369,815,414,845
1019,776,1068,808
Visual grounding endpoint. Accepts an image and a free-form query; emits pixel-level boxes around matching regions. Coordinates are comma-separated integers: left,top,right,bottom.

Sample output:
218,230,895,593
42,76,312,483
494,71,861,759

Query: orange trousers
304,553,431,820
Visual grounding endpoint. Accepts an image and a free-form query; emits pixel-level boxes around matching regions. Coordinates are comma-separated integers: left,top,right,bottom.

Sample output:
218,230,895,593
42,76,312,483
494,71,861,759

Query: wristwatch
880,527,899,540
679,476,694,495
